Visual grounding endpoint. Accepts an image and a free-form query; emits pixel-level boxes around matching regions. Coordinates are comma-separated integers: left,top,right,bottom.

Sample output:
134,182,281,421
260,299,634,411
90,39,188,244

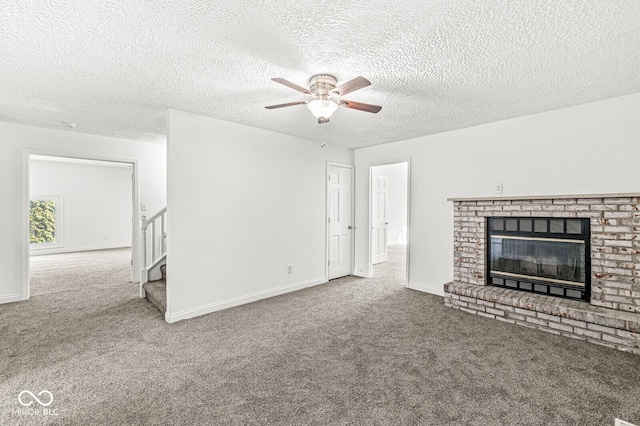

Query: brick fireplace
444,194,640,354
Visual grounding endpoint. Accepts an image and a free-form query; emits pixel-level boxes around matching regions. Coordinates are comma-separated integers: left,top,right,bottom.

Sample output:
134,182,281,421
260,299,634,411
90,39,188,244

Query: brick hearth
444,194,640,354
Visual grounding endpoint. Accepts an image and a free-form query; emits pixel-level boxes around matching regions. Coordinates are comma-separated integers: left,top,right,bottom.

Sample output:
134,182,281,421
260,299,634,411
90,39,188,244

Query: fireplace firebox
486,217,590,301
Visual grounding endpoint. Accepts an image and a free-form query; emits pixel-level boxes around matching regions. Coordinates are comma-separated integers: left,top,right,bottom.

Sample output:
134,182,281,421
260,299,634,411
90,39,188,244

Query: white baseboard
352,271,369,278
407,281,444,297
0,293,25,305
165,277,328,323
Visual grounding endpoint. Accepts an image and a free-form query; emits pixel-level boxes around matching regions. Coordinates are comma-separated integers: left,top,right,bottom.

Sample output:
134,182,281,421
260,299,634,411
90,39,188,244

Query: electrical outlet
495,183,503,194
287,265,293,274
103,234,108,239
141,203,147,212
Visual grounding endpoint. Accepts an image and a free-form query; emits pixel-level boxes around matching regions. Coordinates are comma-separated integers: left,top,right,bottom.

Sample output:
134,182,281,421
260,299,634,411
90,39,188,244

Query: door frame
21,149,140,300
325,161,355,280
368,160,411,285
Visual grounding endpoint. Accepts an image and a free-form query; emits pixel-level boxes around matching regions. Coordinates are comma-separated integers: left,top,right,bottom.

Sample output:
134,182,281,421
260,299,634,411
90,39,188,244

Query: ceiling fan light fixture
265,75,381,123
307,99,337,119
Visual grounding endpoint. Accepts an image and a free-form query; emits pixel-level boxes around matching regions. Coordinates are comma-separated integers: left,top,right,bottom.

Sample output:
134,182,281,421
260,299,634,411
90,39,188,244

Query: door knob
348,225,354,230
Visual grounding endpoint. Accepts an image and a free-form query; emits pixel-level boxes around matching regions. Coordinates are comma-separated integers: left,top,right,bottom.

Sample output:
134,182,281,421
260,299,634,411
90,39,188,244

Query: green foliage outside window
30,200,56,244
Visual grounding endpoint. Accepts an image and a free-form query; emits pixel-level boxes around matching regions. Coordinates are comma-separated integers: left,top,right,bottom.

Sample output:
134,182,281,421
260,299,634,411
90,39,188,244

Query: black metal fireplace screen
487,217,590,301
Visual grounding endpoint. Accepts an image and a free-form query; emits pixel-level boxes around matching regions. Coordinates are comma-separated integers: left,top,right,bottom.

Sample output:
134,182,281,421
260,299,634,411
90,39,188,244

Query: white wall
166,109,353,322
372,163,408,246
30,159,132,255
354,92,640,296
0,121,166,304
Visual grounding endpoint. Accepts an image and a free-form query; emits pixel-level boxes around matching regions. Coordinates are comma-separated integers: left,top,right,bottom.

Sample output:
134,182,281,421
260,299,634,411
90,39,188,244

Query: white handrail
140,207,167,288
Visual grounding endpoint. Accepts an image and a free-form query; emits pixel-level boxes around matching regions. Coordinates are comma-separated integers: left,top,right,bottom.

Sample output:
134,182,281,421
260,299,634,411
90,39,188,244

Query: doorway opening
24,153,138,300
369,162,409,284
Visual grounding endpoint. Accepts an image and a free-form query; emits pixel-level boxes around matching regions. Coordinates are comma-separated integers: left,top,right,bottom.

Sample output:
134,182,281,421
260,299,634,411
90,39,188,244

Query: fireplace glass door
487,217,590,301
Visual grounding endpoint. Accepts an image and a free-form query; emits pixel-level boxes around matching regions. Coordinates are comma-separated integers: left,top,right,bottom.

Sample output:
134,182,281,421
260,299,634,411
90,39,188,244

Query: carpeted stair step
143,279,166,314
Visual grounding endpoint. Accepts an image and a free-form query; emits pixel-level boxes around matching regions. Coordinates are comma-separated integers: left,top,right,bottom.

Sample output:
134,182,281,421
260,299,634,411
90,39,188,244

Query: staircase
143,264,166,313
140,208,167,314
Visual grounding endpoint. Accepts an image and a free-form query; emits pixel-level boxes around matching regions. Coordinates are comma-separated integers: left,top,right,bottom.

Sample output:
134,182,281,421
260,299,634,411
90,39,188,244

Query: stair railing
140,207,167,287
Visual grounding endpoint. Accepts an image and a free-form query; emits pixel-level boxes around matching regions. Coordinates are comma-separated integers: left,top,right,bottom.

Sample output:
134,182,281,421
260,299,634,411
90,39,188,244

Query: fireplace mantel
444,194,640,355
448,192,640,202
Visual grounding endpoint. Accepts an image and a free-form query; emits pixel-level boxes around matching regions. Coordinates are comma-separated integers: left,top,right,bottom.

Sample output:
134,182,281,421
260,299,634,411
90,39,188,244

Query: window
30,196,63,249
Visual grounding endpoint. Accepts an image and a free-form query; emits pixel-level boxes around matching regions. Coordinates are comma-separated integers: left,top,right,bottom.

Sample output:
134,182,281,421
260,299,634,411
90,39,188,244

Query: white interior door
371,174,388,264
327,164,353,279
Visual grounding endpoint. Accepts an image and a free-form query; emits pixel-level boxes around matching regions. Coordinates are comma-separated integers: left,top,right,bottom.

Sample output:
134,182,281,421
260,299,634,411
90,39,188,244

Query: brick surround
444,194,640,354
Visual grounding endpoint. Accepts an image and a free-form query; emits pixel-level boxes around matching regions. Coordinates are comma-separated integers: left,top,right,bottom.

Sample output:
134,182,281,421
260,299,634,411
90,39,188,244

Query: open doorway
370,162,409,284
25,153,138,299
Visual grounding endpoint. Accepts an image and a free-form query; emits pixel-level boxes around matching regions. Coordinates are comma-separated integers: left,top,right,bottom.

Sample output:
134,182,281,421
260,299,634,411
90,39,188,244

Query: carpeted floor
1,247,639,425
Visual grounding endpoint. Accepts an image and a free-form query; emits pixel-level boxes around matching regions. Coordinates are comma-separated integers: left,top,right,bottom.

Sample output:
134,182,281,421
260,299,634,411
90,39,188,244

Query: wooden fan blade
271,78,311,94
339,99,382,113
264,101,308,109
332,76,371,96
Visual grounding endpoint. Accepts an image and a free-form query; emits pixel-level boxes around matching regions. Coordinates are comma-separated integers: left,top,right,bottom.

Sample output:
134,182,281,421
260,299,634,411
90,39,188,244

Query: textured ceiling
1,1,639,148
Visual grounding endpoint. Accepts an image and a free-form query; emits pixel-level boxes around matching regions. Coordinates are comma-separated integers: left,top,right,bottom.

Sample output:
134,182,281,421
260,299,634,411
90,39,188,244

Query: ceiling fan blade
332,76,371,96
264,101,308,109
271,78,311,94
339,99,382,113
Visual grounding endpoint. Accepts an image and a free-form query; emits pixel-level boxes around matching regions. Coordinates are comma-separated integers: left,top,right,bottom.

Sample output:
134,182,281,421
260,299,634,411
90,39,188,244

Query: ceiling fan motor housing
309,74,337,100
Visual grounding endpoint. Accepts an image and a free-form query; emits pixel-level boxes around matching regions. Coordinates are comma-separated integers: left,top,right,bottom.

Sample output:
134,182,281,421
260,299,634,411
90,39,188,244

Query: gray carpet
1,247,639,425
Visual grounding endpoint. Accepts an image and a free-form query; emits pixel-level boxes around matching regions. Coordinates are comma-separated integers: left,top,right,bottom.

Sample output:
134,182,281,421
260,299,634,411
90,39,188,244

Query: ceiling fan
265,74,382,124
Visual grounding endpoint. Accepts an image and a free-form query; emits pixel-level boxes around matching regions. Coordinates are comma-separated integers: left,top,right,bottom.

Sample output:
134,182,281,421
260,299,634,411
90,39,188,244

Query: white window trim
29,195,63,251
